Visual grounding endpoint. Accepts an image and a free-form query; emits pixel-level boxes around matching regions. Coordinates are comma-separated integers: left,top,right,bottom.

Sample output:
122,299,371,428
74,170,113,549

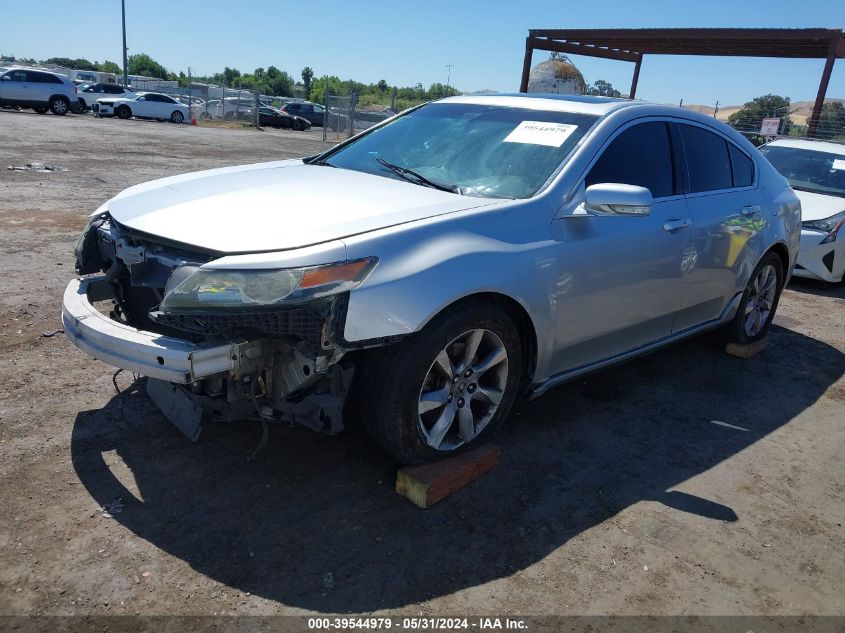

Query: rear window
728,144,754,187
679,124,733,193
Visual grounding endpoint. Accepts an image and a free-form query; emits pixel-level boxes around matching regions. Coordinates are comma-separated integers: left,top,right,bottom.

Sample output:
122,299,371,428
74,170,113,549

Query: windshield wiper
376,157,461,194
309,158,336,167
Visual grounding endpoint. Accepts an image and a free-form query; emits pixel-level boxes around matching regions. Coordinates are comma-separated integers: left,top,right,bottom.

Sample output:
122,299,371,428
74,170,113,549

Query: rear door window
679,124,733,192
586,121,675,199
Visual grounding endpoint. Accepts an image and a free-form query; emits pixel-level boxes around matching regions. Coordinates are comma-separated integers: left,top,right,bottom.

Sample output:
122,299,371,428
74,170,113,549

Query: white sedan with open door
93,92,190,124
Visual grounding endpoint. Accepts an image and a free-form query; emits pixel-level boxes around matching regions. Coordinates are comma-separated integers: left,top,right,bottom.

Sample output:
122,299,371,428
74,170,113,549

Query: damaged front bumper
62,275,355,440
62,276,237,383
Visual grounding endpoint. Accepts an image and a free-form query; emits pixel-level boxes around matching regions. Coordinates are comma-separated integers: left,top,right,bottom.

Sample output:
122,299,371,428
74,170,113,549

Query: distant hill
677,98,844,124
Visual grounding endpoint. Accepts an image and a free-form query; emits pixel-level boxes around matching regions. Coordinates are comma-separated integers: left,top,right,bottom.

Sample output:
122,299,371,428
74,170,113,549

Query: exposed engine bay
75,213,360,440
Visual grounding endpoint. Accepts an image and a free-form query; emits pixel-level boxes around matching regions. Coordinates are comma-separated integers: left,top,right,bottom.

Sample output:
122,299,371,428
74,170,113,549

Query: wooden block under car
725,338,768,359
395,444,500,508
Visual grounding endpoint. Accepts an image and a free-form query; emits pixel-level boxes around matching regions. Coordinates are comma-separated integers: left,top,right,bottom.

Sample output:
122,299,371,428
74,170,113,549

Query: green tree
127,53,170,79
301,66,314,99
377,79,388,92
814,101,845,140
98,60,121,75
586,79,621,97
728,94,793,141
43,57,97,71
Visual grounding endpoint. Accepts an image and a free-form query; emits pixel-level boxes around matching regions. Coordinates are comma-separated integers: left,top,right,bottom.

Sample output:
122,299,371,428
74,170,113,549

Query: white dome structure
527,53,587,95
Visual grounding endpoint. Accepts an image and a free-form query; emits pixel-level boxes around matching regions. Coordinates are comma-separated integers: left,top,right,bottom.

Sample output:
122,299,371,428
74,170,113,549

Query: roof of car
766,138,845,156
439,93,633,115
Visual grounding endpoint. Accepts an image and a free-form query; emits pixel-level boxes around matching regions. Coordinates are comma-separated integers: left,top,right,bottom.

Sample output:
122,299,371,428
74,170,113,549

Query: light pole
445,64,454,91
121,0,128,87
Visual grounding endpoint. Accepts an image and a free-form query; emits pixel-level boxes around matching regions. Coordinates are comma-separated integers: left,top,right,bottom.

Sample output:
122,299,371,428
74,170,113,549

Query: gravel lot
1,110,843,619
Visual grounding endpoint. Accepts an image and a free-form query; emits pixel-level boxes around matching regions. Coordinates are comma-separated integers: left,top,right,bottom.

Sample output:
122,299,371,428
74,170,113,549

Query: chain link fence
323,93,393,142
121,79,306,128
679,102,845,145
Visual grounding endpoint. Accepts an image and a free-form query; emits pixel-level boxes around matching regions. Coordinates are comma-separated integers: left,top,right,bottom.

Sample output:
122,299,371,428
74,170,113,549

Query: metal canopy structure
519,28,845,136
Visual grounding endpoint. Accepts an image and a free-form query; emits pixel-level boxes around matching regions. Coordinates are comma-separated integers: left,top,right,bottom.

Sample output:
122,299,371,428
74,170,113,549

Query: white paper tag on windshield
832,158,845,171
504,121,578,147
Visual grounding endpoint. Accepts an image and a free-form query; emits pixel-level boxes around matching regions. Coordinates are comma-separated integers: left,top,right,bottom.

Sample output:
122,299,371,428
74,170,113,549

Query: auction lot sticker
504,121,578,147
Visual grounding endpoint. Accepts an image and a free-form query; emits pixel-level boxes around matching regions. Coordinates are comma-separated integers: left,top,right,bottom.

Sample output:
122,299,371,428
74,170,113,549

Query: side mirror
584,183,653,216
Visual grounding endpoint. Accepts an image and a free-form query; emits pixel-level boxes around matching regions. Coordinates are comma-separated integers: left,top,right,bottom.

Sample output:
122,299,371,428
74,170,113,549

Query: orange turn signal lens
299,259,373,289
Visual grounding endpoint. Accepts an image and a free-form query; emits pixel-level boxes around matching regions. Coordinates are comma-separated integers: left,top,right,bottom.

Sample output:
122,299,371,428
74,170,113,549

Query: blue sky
2,0,844,106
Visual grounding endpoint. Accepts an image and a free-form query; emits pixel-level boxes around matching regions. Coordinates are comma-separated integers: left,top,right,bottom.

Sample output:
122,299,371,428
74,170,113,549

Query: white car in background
78,83,134,112
761,139,845,283
93,92,190,124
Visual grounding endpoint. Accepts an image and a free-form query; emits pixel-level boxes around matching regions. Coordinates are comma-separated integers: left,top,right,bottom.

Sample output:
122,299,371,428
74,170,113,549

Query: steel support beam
519,38,533,93
630,56,643,99
808,36,839,137
526,37,640,63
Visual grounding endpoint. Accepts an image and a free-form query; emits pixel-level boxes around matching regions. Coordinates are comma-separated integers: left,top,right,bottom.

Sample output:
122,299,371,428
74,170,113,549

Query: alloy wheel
744,264,777,337
417,329,509,451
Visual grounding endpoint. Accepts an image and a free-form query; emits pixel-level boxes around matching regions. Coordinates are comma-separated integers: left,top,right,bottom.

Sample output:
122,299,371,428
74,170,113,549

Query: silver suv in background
0,67,78,115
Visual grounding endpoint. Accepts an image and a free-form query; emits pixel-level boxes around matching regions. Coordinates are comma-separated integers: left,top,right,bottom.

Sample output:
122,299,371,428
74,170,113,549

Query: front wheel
50,96,70,115
170,110,184,124
116,106,131,119
359,303,523,465
725,251,784,345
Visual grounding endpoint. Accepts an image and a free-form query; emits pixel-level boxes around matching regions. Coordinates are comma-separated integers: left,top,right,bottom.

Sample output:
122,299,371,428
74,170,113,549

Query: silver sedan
65,94,800,464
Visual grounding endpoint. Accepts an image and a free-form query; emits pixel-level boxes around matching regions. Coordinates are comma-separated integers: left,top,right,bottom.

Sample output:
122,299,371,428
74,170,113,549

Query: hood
793,189,845,222
107,160,499,253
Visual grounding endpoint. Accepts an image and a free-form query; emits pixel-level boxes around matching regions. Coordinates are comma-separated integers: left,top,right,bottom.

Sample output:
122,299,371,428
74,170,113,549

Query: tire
292,119,304,131
724,251,784,345
170,110,184,124
199,112,211,120
32,107,48,114
116,106,131,120
49,96,70,116
71,100,85,114
223,112,234,121
358,302,523,465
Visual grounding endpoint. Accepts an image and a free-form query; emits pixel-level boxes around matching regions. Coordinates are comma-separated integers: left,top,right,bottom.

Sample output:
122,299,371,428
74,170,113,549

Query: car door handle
663,218,692,231
741,205,761,217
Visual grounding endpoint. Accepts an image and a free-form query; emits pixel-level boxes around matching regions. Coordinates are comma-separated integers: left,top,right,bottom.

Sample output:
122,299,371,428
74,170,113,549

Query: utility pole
445,64,454,91
121,0,128,87
714,100,719,118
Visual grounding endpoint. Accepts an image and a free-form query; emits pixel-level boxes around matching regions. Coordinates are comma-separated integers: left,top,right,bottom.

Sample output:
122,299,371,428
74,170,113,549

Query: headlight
159,258,377,311
803,210,845,244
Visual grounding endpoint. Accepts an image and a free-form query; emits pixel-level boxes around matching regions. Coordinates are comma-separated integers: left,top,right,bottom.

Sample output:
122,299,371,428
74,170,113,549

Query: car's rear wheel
32,107,48,114
116,106,131,119
199,111,212,120
725,251,784,345
49,96,70,115
358,303,522,465
170,110,184,124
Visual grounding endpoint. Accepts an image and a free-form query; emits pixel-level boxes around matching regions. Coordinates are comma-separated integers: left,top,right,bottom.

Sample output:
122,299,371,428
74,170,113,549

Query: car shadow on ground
787,277,845,299
70,324,844,612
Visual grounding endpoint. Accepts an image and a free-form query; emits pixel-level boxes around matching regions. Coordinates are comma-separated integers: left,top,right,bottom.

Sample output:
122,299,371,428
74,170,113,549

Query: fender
341,199,561,382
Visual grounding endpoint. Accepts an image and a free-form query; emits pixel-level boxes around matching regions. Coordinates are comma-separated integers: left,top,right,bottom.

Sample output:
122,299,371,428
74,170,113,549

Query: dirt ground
0,110,843,619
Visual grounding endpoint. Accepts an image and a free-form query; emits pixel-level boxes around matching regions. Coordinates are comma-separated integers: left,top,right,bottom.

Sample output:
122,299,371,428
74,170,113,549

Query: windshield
317,102,598,199
760,145,845,198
